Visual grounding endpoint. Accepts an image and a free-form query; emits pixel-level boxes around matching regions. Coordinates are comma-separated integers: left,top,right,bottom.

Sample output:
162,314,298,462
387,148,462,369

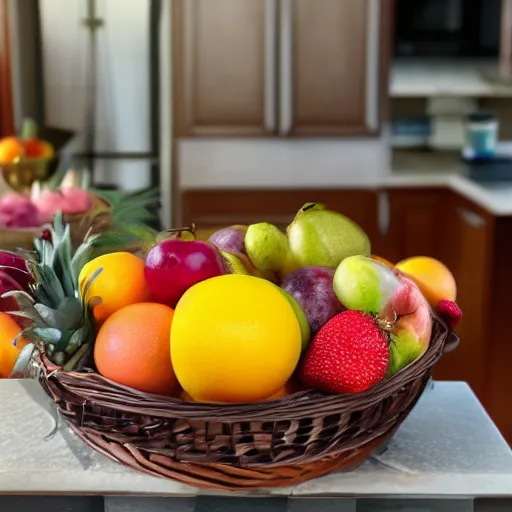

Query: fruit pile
0,119,54,166
0,203,461,403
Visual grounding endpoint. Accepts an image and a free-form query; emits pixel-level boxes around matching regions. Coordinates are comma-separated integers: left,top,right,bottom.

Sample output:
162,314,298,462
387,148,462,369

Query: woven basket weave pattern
39,317,450,489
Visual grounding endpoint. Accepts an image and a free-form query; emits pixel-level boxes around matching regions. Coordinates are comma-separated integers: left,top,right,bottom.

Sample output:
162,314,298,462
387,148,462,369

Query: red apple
144,236,226,307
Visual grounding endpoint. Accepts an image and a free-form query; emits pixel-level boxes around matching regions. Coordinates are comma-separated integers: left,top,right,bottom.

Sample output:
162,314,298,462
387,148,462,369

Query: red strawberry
300,310,389,394
437,300,462,330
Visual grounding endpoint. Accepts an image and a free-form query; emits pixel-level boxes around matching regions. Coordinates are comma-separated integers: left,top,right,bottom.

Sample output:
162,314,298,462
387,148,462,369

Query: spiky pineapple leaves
92,187,160,226
1,213,103,373
2,193,158,374
10,342,38,379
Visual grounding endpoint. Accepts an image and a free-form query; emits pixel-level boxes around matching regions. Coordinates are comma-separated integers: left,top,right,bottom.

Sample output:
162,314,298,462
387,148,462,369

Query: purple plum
209,225,247,254
281,266,344,334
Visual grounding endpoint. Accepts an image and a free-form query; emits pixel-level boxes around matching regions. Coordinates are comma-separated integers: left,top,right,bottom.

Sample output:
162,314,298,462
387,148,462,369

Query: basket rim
0,226,43,233
40,315,452,423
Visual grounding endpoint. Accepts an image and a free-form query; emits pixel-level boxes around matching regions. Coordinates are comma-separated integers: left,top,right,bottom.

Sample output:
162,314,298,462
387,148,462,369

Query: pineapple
3,210,157,376
0,182,161,376
4,215,99,374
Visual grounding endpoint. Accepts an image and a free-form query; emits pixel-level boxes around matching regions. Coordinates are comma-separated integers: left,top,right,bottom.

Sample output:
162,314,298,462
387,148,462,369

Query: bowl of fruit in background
2,202,462,490
0,168,112,250
0,119,58,193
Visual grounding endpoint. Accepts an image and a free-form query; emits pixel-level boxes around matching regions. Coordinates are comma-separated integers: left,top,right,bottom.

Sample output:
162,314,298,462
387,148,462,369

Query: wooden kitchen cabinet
173,0,274,136
383,187,512,444
173,0,387,137
378,188,447,264
286,0,380,136
382,189,492,398
434,193,494,402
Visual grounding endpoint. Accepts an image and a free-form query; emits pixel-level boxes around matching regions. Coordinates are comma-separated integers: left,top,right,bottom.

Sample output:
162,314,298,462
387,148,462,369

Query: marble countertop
0,380,511,498
386,151,512,216
390,59,512,98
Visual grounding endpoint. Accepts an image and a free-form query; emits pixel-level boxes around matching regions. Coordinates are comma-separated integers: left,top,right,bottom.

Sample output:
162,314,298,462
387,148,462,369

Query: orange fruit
180,390,195,402
79,252,152,323
171,275,302,403
396,256,456,307
94,303,180,396
370,254,395,269
0,137,24,164
0,313,27,377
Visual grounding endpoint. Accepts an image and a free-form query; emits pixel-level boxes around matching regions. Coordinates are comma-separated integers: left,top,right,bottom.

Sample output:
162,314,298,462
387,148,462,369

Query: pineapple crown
2,213,100,372
2,201,158,375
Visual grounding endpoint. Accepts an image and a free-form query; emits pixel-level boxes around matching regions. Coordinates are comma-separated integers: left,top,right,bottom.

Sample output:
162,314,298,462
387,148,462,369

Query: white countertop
178,137,512,216
385,151,512,216
390,59,512,98
0,380,511,498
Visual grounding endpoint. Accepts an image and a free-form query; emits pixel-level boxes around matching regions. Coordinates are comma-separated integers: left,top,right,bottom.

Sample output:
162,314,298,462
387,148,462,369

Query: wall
178,137,390,190
40,0,152,191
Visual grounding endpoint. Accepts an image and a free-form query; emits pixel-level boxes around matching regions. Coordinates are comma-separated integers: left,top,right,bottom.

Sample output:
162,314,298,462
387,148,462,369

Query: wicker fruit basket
0,226,44,250
0,157,57,193
37,317,456,491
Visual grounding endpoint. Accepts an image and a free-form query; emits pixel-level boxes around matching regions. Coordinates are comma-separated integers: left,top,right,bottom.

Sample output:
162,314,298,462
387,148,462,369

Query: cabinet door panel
286,0,379,136
434,200,493,403
380,189,446,264
175,0,273,136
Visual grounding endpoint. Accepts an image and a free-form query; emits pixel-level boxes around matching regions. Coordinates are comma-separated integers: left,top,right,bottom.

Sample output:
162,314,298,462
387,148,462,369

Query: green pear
245,222,290,272
287,203,370,269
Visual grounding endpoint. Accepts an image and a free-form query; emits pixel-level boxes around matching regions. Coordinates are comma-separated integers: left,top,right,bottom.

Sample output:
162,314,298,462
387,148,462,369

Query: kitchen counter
390,58,512,98
0,380,511,506
386,150,512,216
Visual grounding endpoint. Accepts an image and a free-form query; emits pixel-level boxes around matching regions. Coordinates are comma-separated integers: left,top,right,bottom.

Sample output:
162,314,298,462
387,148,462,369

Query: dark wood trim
188,126,273,137
289,125,379,137
500,0,512,80
181,188,381,244
0,0,14,137
150,0,162,189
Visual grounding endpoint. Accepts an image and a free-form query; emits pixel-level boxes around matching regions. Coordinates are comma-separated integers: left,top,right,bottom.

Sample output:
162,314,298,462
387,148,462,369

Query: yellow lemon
171,274,302,403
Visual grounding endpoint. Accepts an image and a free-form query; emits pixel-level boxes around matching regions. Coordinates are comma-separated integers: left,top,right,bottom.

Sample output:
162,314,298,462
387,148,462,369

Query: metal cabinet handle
265,0,277,132
365,0,380,132
378,191,391,237
279,0,293,135
457,207,486,228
